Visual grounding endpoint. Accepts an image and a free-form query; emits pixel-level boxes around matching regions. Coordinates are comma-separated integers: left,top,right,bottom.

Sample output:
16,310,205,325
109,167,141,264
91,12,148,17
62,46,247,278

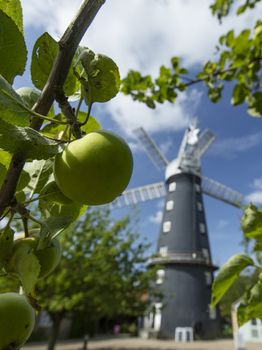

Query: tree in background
36,208,158,350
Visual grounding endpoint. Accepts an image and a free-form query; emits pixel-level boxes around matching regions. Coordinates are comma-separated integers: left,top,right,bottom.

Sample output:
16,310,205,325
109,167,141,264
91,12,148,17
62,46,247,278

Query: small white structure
175,327,194,342
239,319,262,343
232,301,262,350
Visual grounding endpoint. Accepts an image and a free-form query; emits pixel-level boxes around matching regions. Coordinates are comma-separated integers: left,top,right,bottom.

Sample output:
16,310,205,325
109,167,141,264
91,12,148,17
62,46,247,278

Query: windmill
110,121,244,340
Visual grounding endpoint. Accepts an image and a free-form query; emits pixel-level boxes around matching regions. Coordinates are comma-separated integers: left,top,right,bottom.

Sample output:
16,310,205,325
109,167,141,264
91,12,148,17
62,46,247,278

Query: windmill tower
110,121,244,340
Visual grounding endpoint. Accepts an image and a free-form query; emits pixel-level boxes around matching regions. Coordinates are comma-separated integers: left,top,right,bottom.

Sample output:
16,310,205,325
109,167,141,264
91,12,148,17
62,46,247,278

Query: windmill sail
133,127,169,170
201,176,244,208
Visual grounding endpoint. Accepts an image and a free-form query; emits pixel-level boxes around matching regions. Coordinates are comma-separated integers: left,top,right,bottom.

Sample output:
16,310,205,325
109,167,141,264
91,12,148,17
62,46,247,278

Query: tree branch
0,0,106,216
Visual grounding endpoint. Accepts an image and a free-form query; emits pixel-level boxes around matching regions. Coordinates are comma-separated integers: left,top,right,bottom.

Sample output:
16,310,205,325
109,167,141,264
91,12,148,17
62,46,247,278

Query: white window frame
205,272,212,286
209,305,216,320
195,184,201,192
156,269,165,284
159,246,168,257
163,221,171,233
202,248,210,262
199,223,206,234
197,201,203,211
168,182,176,192
166,200,174,211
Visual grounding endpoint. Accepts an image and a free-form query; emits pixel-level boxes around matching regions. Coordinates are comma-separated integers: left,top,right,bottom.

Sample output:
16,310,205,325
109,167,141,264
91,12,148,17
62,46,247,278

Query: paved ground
22,337,262,350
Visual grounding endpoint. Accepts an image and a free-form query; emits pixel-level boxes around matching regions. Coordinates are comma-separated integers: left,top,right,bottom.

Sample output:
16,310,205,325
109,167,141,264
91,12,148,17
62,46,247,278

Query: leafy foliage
0,2,27,83
76,48,121,104
212,204,262,325
31,33,78,97
210,0,261,21
121,5,262,117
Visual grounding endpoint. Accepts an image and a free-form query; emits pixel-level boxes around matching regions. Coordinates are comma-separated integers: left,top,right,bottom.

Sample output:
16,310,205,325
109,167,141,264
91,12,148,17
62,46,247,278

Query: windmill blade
201,176,244,208
196,129,215,157
133,127,169,170
109,182,166,209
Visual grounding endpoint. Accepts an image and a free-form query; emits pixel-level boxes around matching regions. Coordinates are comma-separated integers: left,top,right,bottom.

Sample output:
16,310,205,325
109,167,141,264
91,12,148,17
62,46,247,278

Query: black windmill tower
110,120,244,340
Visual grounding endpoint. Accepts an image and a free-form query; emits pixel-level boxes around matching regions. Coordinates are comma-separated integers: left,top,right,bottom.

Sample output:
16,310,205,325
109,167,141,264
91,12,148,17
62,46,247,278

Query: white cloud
20,0,261,134
246,178,262,205
246,192,262,205
97,88,202,136
210,132,262,157
253,178,262,189
21,0,262,73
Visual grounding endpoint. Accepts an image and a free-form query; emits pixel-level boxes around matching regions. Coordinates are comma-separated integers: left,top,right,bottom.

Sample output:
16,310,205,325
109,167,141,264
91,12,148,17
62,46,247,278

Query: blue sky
16,0,262,266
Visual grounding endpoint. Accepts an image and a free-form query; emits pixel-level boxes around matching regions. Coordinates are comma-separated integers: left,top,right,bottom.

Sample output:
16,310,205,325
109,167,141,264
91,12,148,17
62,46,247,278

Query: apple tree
0,0,135,348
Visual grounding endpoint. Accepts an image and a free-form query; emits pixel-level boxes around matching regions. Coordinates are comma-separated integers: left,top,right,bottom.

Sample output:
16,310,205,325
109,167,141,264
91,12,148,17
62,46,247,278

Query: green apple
0,293,35,349
6,237,61,279
53,130,133,205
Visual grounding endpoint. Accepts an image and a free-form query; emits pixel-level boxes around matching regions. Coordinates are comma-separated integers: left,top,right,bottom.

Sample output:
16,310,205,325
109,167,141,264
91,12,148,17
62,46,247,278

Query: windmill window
251,329,259,338
199,223,206,234
202,248,210,262
166,200,174,211
156,269,165,284
163,221,171,233
197,202,203,211
168,182,176,192
209,305,216,320
205,272,212,286
159,246,168,257
195,184,201,192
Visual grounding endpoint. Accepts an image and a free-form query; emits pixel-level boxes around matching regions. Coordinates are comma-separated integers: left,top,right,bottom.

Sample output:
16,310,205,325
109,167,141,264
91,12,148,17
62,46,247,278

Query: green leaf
40,181,73,205
16,86,55,119
31,33,78,96
0,226,14,269
37,216,73,249
237,280,262,326
39,197,87,226
17,252,40,295
231,84,249,105
0,119,60,160
241,204,262,239
247,92,262,117
78,48,120,104
77,112,101,135
226,30,234,46
211,254,254,307
0,150,11,166
0,75,32,126
0,0,23,33
254,239,262,252
23,159,54,197
31,33,58,91
0,163,6,187
0,10,27,83
17,169,30,192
